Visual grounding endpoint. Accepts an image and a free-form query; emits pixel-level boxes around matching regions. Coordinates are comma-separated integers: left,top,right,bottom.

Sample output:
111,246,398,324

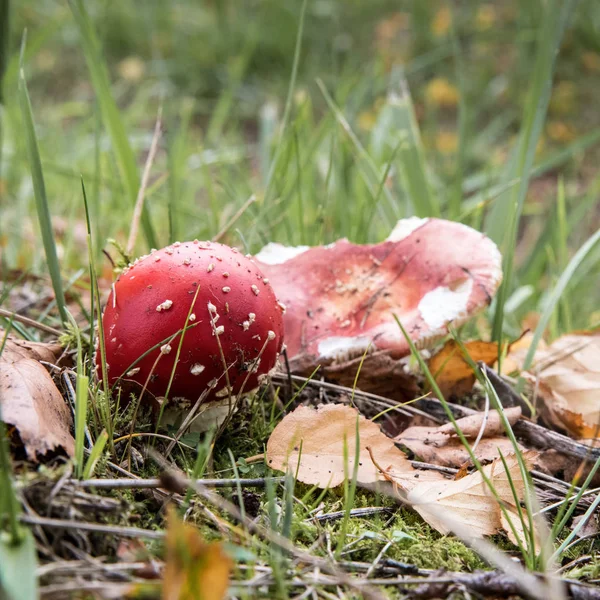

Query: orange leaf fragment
428,339,501,398
163,507,232,600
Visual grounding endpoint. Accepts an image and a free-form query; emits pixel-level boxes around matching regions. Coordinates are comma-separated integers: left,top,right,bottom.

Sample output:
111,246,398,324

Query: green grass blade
554,178,572,332
0,0,9,102
491,0,576,348
0,0,9,177
0,526,38,600
68,0,157,249
387,69,439,218
263,0,307,202
449,11,468,220
66,310,88,479
523,226,600,371
82,429,108,479
18,60,68,325
0,404,20,545
318,79,397,222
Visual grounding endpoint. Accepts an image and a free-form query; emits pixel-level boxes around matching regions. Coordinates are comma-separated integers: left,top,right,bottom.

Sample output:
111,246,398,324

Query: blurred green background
1,0,600,336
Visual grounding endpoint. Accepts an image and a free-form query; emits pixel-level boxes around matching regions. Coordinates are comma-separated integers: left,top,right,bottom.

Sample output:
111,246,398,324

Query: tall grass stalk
18,63,68,325
68,0,157,249
0,0,10,177
491,0,576,355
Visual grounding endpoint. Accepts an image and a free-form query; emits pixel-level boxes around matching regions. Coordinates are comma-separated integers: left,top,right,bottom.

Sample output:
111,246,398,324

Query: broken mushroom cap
97,241,285,402
254,217,502,368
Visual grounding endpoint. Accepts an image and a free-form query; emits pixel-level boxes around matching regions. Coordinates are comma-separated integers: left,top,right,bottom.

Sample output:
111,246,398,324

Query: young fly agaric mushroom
97,241,285,402
254,217,502,370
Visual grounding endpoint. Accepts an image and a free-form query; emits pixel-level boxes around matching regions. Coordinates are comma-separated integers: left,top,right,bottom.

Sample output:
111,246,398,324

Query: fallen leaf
0,331,74,460
163,507,232,600
405,452,537,541
255,218,502,374
396,408,523,467
266,404,429,490
571,513,599,539
429,340,502,398
501,507,541,553
526,333,600,438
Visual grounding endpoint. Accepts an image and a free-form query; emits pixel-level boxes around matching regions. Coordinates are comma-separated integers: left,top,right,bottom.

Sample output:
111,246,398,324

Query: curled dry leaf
266,403,427,490
529,333,600,439
405,451,538,543
0,331,74,460
255,218,502,376
163,507,232,600
429,340,502,399
396,408,523,468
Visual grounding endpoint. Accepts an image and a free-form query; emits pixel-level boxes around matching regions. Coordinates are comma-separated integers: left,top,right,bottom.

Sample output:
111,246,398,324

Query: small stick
19,514,164,540
271,372,437,422
212,194,256,243
313,507,392,523
68,476,285,490
126,108,163,257
0,308,62,336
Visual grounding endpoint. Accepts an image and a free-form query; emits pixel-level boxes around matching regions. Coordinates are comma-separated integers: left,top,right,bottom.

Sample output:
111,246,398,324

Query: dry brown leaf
266,404,429,490
396,408,523,468
530,333,600,438
429,340,501,398
0,331,74,460
405,451,537,541
163,507,232,600
501,507,541,552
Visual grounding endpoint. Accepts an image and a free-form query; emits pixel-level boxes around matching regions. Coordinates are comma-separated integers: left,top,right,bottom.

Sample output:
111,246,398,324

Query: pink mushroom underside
254,218,502,363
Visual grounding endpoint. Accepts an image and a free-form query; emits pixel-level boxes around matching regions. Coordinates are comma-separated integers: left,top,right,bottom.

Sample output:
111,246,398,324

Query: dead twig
126,107,163,257
0,307,62,336
19,514,164,540
313,507,392,523
68,476,285,490
212,193,257,243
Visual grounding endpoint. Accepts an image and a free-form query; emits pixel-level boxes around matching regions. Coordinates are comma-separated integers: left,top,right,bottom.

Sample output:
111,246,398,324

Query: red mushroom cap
97,241,285,401
254,218,502,369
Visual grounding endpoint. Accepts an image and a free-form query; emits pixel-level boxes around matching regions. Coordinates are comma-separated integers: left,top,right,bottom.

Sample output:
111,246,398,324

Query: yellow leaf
163,508,232,600
429,340,501,398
